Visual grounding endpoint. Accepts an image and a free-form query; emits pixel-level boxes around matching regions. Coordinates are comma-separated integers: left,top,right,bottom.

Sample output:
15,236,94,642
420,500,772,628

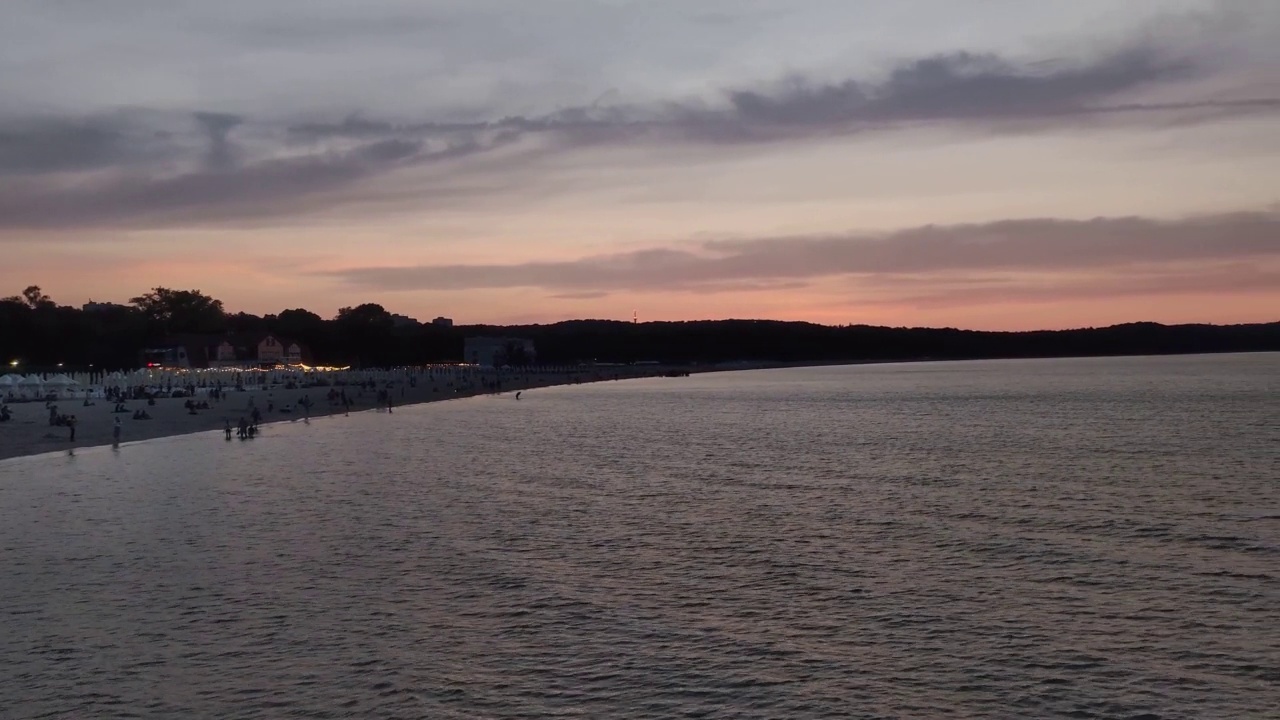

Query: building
432,316,453,328
82,300,128,313
142,333,309,369
210,334,308,368
140,338,207,368
463,337,536,367
390,314,419,328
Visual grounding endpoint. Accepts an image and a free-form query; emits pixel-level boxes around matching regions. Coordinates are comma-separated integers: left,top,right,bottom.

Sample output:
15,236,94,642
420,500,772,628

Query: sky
1,0,1278,329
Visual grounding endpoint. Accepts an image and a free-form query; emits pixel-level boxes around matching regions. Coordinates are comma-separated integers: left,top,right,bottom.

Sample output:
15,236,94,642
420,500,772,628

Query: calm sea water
1,354,1277,719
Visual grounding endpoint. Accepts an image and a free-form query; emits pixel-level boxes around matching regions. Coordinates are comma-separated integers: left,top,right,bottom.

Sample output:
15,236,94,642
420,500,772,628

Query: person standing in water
112,417,122,445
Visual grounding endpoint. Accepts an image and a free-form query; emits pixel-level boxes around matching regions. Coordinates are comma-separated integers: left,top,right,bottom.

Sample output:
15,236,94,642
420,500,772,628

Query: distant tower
633,310,638,324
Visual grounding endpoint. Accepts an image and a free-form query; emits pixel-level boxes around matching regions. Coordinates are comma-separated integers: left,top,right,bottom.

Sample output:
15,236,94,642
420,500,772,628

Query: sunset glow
2,0,1278,329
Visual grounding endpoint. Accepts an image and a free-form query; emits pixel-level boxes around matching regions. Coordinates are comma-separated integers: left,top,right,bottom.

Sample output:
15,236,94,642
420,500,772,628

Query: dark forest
2,285,1276,370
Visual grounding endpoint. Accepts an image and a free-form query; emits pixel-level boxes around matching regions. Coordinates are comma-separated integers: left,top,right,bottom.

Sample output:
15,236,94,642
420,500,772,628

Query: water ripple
1,354,1278,718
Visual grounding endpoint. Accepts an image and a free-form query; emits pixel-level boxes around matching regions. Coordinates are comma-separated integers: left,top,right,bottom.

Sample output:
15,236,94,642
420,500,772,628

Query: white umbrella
44,374,76,387
18,374,43,386
0,374,20,386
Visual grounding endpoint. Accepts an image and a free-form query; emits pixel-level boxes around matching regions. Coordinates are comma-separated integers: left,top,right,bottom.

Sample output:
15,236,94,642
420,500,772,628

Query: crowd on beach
0,364,691,460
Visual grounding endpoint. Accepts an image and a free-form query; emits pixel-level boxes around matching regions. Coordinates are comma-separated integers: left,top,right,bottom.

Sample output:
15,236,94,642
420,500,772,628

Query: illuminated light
8,360,17,367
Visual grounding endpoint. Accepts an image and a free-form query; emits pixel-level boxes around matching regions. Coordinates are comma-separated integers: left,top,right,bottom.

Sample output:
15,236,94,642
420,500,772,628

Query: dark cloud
193,111,244,170
0,135,500,230
0,111,238,177
875,264,1280,308
284,43,1276,148
842,47,1193,122
1,36,1275,228
720,46,1209,132
0,108,545,229
321,210,1280,294
287,115,481,140
353,138,423,163
0,116,156,175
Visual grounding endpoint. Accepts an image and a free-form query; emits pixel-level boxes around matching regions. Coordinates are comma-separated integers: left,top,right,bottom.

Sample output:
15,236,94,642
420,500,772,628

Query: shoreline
0,367,685,464
4,351,1272,464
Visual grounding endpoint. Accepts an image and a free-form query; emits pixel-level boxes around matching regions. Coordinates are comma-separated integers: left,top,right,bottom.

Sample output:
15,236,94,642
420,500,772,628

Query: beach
0,367,675,462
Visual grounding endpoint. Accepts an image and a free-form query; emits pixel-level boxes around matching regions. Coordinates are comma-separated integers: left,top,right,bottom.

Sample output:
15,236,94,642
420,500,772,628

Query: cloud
1,23,1276,229
0,114,172,175
283,43,1277,148
871,263,1280,308
0,108,539,229
723,47,1191,126
548,291,610,301
321,210,1280,294
0,136,509,229
193,111,244,170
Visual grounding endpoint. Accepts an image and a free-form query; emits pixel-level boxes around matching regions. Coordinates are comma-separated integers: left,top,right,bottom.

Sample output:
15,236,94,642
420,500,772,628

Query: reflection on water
1,354,1277,719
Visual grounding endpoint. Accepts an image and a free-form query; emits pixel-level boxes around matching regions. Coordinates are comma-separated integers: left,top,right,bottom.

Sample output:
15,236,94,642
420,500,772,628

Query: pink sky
2,0,1278,329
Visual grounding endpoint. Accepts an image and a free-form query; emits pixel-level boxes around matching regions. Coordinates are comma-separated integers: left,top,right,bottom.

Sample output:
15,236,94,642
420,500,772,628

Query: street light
8,360,17,368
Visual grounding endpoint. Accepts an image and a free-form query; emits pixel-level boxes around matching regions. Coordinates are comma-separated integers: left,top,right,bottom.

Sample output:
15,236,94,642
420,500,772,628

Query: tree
334,304,396,366
225,311,268,335
274,308,326,343
21,285,53,309
335,303,394,329
129,287,226,335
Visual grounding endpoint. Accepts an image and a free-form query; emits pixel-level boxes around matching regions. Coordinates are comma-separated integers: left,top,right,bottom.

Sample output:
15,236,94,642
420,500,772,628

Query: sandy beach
0,367,676,462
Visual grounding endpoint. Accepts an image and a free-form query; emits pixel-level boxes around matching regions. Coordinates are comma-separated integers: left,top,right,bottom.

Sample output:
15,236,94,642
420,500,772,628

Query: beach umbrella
18,374,43,386
0,374,20,386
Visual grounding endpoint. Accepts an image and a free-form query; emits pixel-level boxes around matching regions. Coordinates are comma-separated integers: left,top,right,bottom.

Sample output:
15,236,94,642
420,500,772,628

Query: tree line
1,285,1277,371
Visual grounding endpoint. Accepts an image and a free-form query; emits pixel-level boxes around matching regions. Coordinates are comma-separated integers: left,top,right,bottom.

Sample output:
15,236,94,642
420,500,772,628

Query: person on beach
386,396,393,413
112,417,122,445
224,419,232,440
68,415,77,442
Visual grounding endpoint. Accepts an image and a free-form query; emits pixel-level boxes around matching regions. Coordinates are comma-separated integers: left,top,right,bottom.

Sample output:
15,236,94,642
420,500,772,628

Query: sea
1,353,1277,719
